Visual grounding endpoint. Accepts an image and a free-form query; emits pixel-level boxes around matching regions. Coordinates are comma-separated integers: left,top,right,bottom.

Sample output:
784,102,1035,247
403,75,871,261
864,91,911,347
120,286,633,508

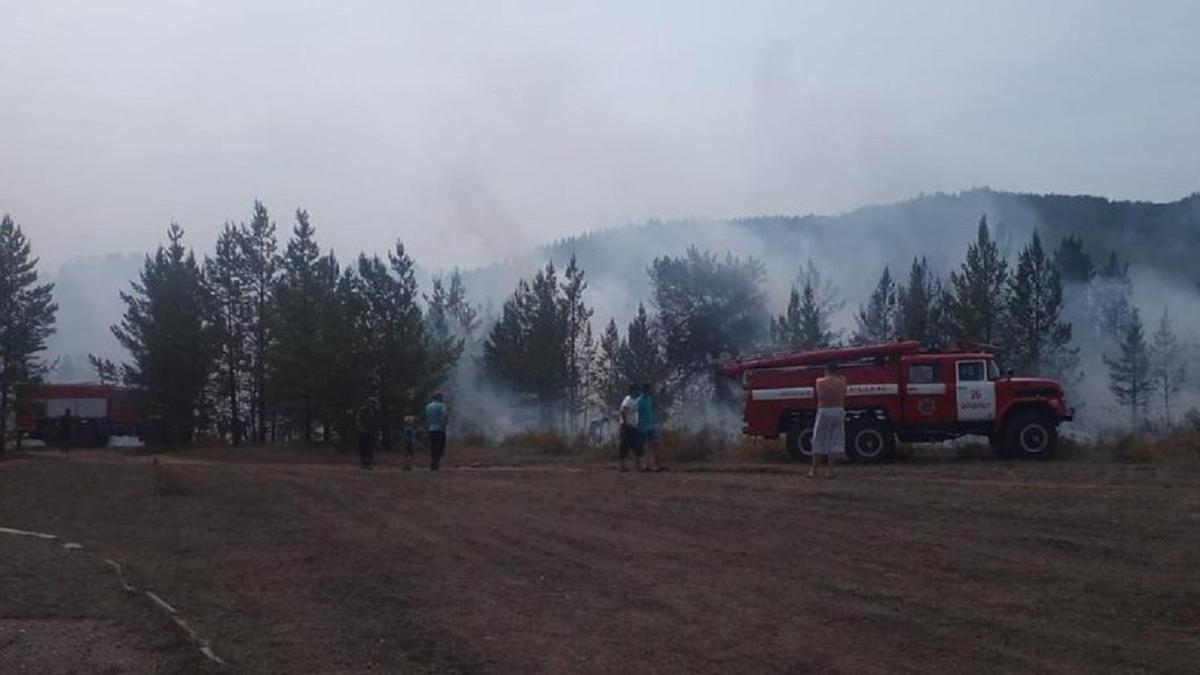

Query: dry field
1,444,1198,674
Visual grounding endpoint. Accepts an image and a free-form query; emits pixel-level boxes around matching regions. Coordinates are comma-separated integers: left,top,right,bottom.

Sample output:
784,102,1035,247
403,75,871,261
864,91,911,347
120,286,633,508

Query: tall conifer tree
0,215,57,452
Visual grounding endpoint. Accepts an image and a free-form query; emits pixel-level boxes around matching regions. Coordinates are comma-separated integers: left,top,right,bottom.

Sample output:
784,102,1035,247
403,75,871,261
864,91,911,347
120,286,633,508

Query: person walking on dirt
356,404,377,470
809,363,847,479
638,383,665,471
401,415,417,471
59,409,73,454
425,392,448,472
619,385,645,472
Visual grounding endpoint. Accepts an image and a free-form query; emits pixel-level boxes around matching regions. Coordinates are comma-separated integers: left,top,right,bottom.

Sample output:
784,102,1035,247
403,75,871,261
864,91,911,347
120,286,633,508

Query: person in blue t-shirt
638,383,666,471
425,392,448,471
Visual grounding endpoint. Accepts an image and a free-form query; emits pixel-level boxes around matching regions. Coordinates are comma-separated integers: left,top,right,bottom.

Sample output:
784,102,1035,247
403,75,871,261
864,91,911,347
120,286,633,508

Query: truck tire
784,424,814,461
1004,409,1057,458
847,420,895,463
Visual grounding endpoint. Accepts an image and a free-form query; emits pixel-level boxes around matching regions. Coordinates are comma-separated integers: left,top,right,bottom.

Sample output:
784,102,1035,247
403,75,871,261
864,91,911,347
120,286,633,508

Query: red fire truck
15,383,138,447
719,341,1073,461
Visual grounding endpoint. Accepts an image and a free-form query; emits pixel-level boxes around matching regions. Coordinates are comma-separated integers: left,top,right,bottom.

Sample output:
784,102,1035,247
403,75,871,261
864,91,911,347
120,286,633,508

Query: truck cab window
957,361,986,382
987,360,1001,380
909,364,939,384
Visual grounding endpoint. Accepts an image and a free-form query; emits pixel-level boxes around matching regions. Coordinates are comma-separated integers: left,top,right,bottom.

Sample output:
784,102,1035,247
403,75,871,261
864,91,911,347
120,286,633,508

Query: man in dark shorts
618,385,644,472
425,392,448,471
638,383,665,471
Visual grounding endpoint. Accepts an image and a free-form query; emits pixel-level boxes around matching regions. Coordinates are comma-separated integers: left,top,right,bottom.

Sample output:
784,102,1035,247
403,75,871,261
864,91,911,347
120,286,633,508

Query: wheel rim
1020,424,1048,454
855,429,885,459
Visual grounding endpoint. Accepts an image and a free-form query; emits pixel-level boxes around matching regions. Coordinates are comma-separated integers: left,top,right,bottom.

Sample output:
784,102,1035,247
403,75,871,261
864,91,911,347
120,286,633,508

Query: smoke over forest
40,187,1200,440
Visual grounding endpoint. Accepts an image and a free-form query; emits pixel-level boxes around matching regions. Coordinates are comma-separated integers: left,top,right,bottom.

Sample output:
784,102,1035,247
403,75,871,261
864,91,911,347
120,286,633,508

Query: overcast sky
3,0,1198,271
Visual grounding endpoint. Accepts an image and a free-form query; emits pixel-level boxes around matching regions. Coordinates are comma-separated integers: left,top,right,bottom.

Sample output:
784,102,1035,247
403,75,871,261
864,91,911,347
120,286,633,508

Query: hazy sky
3,0,1198,271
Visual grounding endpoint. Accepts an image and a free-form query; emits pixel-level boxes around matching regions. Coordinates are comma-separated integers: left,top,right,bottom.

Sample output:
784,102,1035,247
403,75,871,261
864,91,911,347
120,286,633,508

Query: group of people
355,392,448,471
617,383,666,472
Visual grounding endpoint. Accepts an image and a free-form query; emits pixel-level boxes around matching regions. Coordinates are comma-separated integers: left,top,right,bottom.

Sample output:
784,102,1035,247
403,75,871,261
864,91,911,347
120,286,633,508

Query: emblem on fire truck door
917,398,936,416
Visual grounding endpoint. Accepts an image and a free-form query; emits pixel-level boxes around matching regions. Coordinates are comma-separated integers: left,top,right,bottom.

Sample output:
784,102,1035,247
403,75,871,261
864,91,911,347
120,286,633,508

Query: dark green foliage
239,201,278,442
595,319,625,411
347,243,457,447
1053,234,1095,284
87,354,119,387
649,247,768,395
113,224,215,445
204,223,251,444
1004,232,1074,376
560,256,594,429
772,261,841,351
0,215,57,450
894,257,943,345
271,210,342,443
482,262,574,426
853,266,896,345
1104,308,1153,430
945,215,1008,344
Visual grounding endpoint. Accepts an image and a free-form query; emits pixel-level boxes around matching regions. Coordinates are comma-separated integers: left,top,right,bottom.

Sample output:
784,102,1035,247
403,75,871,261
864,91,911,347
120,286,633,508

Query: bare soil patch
2,447,1198,673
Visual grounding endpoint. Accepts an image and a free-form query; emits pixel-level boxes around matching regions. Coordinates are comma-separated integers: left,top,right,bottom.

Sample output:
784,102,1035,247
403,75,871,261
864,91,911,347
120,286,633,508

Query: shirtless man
809,363,847,479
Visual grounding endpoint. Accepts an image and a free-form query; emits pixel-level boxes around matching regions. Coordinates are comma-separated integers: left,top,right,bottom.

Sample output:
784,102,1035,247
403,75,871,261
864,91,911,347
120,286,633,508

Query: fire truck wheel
784,425,814,461
847,421,895,463
1004,410,1057,458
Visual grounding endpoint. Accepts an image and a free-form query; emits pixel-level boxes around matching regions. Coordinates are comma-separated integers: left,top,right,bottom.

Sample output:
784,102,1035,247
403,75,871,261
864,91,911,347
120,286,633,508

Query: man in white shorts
809,363,847,479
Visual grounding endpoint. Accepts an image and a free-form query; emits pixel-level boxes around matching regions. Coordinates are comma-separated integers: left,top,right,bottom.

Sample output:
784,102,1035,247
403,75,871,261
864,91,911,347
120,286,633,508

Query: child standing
402,415,417,471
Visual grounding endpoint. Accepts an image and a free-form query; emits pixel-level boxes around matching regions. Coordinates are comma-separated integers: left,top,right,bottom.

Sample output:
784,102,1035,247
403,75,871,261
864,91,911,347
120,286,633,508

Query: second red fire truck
720,341,1073,461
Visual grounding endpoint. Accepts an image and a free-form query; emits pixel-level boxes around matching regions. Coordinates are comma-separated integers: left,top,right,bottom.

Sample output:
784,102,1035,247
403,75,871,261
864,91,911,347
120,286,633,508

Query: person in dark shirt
60,409,73,454
356,403,377,470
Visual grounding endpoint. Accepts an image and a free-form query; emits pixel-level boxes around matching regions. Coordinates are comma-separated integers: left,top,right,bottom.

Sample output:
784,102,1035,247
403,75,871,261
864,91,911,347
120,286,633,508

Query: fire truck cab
720,341,1073,461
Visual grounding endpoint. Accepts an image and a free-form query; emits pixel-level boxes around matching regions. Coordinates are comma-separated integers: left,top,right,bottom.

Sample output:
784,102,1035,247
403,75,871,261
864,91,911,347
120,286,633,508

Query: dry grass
1089,429,1200,463
501,430,586,456
152,458,195,497
657,428,770,463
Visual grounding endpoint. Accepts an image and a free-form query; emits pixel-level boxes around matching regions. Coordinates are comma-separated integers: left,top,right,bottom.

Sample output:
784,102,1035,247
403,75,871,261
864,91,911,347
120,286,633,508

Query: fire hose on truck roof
718,341,923,378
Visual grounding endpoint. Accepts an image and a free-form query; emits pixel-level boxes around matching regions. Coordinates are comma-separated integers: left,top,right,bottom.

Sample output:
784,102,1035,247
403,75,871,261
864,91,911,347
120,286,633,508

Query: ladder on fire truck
718,341,922,378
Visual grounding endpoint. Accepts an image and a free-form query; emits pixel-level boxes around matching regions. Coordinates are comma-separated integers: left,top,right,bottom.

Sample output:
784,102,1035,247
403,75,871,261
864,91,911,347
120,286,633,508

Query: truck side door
955,360,997,422
903,361,953,424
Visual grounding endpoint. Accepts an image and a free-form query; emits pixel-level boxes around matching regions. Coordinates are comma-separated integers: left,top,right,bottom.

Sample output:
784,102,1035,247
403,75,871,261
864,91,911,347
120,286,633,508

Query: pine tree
772,261,840,350
204,223,250,443
1149,308,1186,426
853,266,896,345
650,247,768,396
87,354,120,387
0,215,57,452
1053,234,1095,284
113,224,216,445
1004,232,1074,375
894,257,943,344
239,201,278,443
945,215,1008,345
622,303,670,415
595,318,626,412
560,255,594,430
1090,252,1132,342
1104,307,1154,430
445,270,480,338
272,209,338,443
349,243,450,448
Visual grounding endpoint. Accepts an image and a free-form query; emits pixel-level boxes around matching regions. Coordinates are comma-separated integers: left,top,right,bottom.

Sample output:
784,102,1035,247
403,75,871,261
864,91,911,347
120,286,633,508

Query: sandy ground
1,445,1198,674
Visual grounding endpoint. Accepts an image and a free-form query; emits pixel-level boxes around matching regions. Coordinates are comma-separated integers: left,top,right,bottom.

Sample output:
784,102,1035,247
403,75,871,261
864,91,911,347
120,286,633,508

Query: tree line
0,204,1191,450
108,204,469,446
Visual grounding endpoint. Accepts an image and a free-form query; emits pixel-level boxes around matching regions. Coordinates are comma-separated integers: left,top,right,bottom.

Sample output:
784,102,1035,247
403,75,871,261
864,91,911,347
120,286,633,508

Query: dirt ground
1,444,1198,674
